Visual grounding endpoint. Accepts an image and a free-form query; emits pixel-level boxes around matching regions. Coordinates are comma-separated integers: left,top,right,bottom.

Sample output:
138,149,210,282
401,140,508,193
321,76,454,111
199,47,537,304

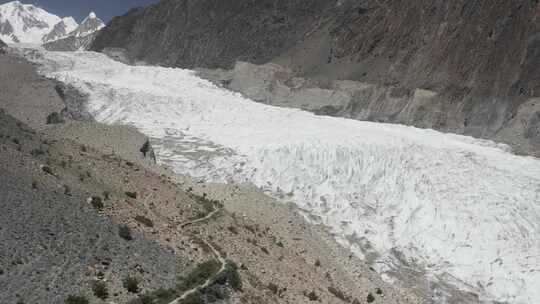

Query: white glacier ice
30,50,540,304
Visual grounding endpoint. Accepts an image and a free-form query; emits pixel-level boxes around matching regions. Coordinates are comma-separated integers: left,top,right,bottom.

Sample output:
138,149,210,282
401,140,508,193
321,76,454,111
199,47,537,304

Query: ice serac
0,1,63,44
29,50,540,304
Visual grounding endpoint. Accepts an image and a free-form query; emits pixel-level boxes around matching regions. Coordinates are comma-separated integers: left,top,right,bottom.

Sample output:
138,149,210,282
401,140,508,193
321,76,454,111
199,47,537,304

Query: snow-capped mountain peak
0,1,78,44
69,11,104,38
41,16,78,42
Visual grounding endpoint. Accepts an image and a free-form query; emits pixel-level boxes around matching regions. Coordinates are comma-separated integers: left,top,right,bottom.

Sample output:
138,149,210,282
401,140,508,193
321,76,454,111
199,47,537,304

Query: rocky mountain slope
1,49,423,303
91,0,540,156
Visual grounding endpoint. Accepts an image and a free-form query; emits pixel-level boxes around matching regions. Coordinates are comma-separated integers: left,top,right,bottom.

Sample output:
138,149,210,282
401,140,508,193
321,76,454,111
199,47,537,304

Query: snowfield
31,51,540,304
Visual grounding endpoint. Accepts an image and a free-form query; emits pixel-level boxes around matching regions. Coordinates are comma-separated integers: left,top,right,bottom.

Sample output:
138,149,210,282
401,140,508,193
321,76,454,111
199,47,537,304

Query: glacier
29,50,540,304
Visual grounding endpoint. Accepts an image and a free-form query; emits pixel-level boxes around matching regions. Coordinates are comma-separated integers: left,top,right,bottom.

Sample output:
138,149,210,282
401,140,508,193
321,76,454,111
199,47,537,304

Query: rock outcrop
92,0,540,156
0,38,6,54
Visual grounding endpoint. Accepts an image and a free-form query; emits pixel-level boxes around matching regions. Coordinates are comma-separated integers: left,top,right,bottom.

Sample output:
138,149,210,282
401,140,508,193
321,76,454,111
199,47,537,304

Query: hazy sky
0,0,160,23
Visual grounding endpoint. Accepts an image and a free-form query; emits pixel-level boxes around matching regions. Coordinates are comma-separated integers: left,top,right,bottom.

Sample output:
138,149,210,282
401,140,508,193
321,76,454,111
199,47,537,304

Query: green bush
123,276,140,293
215,261,242,291
179,290,204,304
119,224,133,241
92,281,108,300
90,196,103,210
65,295,89,304
178,260,221,291
126,191,138,199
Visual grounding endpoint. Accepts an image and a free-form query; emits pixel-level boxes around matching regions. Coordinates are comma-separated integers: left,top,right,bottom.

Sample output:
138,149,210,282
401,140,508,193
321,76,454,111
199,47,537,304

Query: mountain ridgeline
91,0,540,156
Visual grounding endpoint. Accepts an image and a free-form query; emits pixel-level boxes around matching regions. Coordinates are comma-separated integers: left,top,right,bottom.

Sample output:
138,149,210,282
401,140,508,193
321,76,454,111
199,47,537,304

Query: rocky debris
0,38,6,52
0,52,65,128
0,111,186,304
42,121,158,166
198,60,540,157
54,82,94,122
93,0,540,157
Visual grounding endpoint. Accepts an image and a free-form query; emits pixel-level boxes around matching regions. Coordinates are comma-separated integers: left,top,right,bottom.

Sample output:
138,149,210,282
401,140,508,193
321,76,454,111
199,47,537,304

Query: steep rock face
92,0,540,155
43,31,99,51
91,0,333,67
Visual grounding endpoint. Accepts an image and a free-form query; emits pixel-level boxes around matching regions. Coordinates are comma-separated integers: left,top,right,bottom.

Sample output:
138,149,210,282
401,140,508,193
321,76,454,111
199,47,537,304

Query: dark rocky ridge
91,0,540,156
91,0,332,68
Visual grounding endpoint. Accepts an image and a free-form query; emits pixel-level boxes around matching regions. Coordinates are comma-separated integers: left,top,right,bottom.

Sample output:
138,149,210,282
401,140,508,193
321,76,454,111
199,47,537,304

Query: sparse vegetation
30,148,45,156
119,224,133,241
179,289,204,304
126,191,138,199
191,194,220,217
46,112,65,124
214,261,242,291
41,166,54,176
65,295,89,304
80,145,87,152
244,224,257,234
227,226,238,235
128,259,226,304
90,196,103,210
92,281,109,300
366,292,375,303
304,290,319,301
315,259,321,267
123,276,140,293
31,180,38,189
328,286,350,302
134,215,154,227
268,283,279,294
177,260,221,292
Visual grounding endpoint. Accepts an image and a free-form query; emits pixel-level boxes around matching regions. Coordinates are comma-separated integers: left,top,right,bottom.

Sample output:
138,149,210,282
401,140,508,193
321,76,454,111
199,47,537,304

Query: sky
0,0,160,23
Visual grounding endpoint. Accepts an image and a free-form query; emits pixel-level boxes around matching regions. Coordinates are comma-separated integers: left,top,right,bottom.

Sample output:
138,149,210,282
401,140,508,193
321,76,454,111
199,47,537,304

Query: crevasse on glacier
31,50,540,304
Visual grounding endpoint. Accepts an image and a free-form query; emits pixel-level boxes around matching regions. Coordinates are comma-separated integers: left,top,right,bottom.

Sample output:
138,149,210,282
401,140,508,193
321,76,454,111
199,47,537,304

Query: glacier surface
31,50,540,304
